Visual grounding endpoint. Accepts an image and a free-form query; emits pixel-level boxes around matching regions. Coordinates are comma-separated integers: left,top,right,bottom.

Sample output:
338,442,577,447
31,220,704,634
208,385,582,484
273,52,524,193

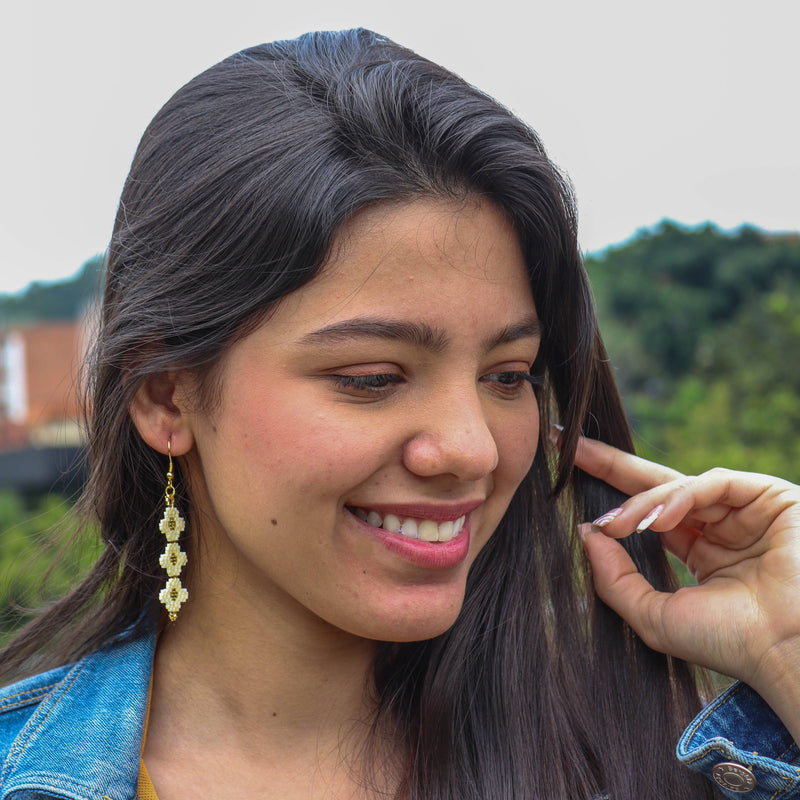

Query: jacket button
711,762,757,793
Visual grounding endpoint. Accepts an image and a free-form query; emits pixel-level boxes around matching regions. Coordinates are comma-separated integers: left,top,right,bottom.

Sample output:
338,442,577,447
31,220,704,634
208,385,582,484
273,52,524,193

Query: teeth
417,520,438,542
382,513,401,533
437,520,454,542
351,507,466,543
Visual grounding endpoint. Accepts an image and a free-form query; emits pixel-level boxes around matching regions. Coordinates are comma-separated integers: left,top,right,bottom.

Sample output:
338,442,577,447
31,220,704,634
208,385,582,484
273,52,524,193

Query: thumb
580,524,671,654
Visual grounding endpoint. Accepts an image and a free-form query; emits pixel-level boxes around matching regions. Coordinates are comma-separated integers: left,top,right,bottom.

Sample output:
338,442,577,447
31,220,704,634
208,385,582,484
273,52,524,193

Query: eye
481,370,543,398
331,373,404,398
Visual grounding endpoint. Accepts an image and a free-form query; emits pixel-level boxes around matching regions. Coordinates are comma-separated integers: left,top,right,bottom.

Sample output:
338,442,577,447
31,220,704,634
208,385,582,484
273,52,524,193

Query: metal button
711,762,757,793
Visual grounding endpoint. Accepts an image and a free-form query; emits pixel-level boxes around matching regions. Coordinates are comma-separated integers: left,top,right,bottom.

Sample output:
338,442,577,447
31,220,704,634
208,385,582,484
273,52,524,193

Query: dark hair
1,29,717,799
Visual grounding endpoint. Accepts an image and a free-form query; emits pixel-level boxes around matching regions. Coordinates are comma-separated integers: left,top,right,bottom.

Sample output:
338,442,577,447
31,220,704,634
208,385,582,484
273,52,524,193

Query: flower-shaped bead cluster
159,577,189,619
159,541,188,577
159,506,186,542
158,504,188,621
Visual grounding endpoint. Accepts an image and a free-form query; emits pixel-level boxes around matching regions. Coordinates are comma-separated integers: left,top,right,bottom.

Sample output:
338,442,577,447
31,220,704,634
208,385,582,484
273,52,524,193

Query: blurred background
1,0,798,634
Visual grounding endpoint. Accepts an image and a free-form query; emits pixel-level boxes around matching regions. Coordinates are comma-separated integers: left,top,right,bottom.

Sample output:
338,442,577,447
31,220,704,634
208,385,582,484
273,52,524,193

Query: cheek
497,402,540,486
470,404,539,557
225,392,395,499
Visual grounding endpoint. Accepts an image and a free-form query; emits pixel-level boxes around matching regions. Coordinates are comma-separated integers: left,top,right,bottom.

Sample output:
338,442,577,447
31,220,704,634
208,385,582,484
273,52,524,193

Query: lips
344,500,482,569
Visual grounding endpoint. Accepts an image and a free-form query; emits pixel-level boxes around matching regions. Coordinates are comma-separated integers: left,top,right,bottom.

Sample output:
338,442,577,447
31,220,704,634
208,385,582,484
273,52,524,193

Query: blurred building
0,321,88,493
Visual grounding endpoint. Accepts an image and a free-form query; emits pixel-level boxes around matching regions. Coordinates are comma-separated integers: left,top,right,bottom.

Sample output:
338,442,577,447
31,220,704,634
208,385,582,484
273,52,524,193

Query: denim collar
0,630,156,800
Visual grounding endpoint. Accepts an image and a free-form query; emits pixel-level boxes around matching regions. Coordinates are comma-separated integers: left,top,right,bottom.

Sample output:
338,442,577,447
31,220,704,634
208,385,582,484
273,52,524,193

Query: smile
347,507,466,543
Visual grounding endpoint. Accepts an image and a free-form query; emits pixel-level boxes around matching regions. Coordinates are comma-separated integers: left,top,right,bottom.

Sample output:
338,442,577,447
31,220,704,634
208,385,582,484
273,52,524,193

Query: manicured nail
578,522,599,541
549,423,564,445
592,507,623,527
636,504,665,533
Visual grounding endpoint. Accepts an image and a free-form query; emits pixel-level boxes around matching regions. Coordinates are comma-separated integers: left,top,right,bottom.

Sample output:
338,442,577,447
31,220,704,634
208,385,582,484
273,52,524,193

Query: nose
402,388,500,482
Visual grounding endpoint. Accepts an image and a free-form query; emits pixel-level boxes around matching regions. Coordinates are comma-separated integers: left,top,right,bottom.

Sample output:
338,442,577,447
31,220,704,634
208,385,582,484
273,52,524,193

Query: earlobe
129,372,195,456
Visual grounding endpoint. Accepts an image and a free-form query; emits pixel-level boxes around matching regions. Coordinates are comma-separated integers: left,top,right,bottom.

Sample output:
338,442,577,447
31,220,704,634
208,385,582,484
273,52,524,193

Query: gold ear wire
158,439,189,621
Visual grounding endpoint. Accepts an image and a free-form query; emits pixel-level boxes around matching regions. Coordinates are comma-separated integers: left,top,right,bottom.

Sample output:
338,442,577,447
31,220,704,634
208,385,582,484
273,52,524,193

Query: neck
153,569,379,738
143,561,394,797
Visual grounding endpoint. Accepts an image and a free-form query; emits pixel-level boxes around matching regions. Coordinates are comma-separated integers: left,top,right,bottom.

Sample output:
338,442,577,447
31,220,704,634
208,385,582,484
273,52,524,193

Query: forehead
274,197,536,329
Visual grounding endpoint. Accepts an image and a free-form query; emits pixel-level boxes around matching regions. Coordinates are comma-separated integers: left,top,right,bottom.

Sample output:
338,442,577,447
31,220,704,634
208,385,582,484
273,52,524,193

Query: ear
129,372,195,457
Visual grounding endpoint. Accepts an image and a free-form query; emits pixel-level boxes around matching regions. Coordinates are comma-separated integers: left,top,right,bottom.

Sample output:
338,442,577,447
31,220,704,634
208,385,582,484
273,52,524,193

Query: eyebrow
298,314,541,354
484,316,542,350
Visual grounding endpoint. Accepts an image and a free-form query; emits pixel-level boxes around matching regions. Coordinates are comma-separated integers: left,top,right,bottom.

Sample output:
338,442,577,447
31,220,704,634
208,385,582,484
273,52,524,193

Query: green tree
587,222,800,483
0,493,101,644
0,254,103,326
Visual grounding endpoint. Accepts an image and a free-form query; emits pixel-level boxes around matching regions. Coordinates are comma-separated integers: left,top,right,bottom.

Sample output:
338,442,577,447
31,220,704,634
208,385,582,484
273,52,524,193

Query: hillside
0,255,103,326
586,221,800,481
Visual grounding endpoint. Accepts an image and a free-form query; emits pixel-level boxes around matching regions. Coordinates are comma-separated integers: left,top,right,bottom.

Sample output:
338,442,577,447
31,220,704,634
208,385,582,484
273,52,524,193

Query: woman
0,29,798,800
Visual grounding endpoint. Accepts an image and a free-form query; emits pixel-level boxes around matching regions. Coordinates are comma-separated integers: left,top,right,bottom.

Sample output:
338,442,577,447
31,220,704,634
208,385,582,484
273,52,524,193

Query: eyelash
332,374,404,393
482,371,543,397
331,371,543,398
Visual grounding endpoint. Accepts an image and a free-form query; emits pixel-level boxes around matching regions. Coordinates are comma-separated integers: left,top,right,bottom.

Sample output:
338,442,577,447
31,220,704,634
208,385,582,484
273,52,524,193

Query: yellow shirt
138,760,159,800
137,678,160,800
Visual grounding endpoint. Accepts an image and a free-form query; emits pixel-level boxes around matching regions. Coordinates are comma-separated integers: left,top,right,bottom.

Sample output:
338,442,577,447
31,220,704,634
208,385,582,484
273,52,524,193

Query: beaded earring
158,440,188,621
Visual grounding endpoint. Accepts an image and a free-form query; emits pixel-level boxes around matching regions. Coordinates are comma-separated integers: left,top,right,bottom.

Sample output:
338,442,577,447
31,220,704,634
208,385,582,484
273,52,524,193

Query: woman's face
181,197,541,642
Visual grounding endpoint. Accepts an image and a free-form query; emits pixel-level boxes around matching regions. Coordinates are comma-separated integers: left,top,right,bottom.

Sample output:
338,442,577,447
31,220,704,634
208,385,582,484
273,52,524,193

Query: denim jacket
1,630,798,800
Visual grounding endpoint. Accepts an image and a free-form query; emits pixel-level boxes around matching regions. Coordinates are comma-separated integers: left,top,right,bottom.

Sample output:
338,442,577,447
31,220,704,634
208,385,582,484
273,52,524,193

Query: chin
345,597,465,643
383,623,457,643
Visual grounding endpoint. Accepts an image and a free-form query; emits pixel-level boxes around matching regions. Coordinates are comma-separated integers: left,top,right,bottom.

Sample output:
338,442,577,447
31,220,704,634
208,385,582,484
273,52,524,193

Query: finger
581,526,672,654
574,436,683,496
597,498,732,540
661,468,780,515
622,470,796,547
592,467,796,545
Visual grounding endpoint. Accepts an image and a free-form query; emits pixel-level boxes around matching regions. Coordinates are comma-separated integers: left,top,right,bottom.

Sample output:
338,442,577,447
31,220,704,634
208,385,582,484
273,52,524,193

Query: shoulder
0,628,156,771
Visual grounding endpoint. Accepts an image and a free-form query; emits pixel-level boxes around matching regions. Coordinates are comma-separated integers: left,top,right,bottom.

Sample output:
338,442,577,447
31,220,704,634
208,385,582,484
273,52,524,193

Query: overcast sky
1,0,797,294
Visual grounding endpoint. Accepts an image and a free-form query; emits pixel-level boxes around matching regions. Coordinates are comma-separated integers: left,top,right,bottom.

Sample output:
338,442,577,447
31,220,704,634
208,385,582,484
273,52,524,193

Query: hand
574,436,800,735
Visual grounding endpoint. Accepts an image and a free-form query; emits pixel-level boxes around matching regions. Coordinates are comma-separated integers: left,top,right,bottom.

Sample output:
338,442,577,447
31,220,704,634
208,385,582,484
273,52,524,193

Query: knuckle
667,476,696,496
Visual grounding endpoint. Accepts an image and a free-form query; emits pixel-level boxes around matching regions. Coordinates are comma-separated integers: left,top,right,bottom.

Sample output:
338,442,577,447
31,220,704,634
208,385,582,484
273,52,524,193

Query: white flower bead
159,577,189,620
159,542,187,577
159,506,186,542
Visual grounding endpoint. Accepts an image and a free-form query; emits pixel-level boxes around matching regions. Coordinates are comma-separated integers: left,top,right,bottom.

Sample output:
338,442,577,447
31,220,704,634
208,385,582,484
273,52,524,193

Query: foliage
587,221,800,483
0,492,101,645
0,254,103,326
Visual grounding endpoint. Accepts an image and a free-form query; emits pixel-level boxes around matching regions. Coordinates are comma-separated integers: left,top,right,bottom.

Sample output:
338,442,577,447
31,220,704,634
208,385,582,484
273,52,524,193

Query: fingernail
636,503,664,533
592,507,623,527
578,522,603,541
549,423,564,445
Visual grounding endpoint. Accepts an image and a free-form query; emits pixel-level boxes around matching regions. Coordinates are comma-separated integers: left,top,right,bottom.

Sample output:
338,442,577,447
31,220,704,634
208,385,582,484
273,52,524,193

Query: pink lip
345,503,481,570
